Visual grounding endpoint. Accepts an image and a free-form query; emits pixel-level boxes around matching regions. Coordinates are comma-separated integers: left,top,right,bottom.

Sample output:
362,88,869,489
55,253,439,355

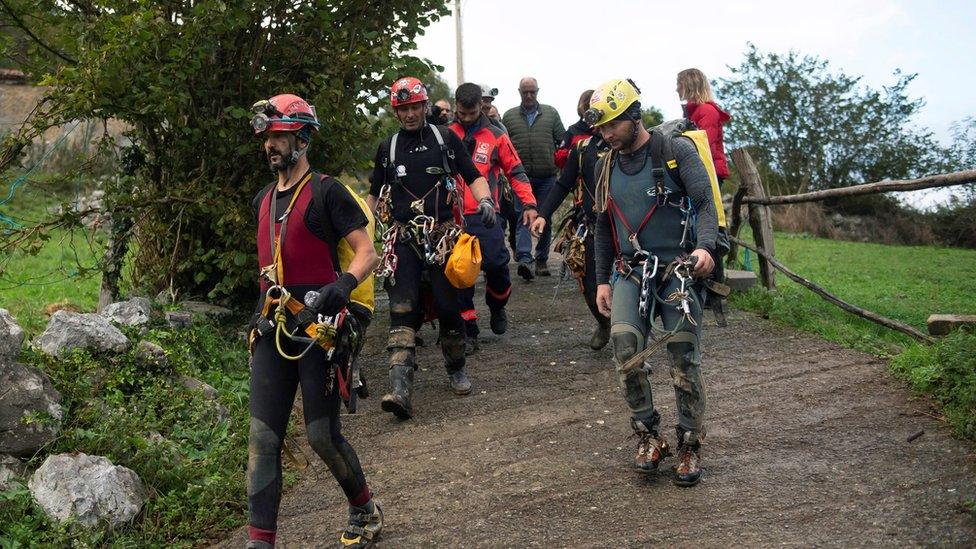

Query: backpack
336,181,376,313
594,119,729,257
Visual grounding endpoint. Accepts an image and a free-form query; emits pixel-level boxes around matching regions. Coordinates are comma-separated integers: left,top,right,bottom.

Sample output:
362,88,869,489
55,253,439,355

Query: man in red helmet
247,93,383,548
366,76,494,419
448,82,537,353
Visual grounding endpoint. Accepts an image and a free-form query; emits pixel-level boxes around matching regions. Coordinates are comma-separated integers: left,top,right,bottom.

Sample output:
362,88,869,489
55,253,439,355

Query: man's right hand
596,284,612,317
530,217,547,237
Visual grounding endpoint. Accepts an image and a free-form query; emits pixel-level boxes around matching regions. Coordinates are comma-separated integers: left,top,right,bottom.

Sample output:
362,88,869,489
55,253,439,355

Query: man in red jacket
449,82,538,352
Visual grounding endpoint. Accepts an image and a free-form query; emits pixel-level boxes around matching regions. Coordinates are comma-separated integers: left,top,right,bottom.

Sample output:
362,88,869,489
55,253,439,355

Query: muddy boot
535,258,551,277
672,429,703,487
632,419,671,473
589,322,610,350
441,330,471,395
381,365,414,419
517,261,535,281
246,541,273,549
338,500,383,548
489,307,508,335
584,292,611,350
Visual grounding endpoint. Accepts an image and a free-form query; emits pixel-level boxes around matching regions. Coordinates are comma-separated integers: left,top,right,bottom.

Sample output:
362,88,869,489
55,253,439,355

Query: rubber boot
381,365,414,419
584,291,611,350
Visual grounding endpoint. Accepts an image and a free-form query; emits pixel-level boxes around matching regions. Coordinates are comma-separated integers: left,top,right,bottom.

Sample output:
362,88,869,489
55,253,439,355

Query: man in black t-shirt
366,76,495,420
246,93,382,549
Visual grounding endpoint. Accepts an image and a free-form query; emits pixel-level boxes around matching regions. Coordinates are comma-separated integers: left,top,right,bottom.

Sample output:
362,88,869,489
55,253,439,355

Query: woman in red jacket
677,68,732,186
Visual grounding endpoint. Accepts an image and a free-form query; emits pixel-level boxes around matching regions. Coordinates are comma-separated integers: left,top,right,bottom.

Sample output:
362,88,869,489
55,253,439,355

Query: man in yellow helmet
588,79,717,487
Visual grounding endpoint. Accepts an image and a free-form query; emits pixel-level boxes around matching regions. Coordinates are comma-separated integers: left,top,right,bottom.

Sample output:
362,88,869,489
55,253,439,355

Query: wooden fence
725,149,976,344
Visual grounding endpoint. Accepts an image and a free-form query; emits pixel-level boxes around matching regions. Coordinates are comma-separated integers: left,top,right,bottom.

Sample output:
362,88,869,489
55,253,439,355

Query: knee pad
305,417,343,463
611,328,641,366
247,418,281,496
387,327,416,369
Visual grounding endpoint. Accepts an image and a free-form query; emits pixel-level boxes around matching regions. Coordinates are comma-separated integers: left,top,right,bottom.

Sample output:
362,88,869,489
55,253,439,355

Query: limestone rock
28,452,146,528
0,454,26,491
0,309,24,360
33,311,130,358
134,340,168,369
178,301,232,320
0,359,62,456
165,311,193,329
101,297,152,327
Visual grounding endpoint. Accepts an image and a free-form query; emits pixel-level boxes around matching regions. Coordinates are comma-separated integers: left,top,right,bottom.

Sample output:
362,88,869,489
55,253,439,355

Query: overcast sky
412,0,976,207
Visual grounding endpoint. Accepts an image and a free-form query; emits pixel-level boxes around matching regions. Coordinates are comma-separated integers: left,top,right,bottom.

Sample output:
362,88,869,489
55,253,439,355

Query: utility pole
454,0,464,86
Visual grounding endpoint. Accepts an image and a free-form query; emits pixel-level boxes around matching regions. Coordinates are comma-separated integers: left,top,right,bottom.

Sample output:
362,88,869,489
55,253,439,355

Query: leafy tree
715,44,947,195
0,0,449,300
641,105,664,128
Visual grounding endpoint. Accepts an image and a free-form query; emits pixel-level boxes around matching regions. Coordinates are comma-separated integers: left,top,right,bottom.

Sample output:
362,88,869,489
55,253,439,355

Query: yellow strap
272,172,314,285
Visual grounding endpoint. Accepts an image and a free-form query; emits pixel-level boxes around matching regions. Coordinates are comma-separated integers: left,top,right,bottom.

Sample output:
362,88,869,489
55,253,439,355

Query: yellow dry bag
444,233,482,289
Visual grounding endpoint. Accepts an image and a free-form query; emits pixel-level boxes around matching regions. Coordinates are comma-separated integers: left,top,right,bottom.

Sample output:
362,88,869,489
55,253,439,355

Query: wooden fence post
730,148,776,290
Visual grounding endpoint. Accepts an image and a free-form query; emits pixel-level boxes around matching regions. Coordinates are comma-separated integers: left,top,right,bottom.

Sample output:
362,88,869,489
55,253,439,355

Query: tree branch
741,170,976,205
0,0,77,65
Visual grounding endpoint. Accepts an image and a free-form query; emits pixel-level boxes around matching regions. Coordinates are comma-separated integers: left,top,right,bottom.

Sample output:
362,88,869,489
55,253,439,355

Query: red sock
248,526,276,545
349,485,372,508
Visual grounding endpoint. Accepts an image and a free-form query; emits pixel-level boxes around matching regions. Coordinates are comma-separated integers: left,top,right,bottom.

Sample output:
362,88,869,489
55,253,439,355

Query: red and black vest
256,177,337,292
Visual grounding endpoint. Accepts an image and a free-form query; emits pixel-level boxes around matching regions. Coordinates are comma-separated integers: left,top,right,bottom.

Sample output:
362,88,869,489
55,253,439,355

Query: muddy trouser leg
609,272,659,433
582,234,610,328
298,345,371,506
385,242,421,388
657,276,706,444
247,336,299,534
429,262,466,372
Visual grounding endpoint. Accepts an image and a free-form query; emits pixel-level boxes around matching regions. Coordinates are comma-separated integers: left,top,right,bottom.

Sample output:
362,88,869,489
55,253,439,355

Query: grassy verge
730,232,976,438
0,317,254,547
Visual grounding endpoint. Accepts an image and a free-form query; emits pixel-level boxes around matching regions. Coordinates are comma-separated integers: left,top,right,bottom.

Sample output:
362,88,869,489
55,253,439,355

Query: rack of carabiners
257,283,347,361
373,180,464,283
613,239,699,334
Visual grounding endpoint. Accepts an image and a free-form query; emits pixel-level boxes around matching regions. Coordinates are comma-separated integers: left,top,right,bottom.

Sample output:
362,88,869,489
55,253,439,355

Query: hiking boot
464,336,479,356
673,438,703,487
338,501,383,548
517,261,535,281
489,307,508,335
381,365,414,419
245,541,273,549
634,432,671,473
535,259,551,277
447,366,472,395
589,322,610,350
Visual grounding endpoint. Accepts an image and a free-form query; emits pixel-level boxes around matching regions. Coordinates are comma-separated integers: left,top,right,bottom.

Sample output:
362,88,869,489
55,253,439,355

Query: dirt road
217,265,976,547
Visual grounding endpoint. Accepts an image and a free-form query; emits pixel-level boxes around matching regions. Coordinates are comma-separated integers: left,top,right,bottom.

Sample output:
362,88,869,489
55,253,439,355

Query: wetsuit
539,133,610,330
247,172,371,540
594,135,717,443
369,124,483,377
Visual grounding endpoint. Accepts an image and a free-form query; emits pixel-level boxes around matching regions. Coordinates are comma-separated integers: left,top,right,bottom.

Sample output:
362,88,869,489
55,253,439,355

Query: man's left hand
522,207,538,226
690,249,715,278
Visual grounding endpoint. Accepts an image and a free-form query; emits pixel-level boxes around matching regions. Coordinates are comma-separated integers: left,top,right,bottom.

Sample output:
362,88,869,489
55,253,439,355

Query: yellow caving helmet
584,79,641,127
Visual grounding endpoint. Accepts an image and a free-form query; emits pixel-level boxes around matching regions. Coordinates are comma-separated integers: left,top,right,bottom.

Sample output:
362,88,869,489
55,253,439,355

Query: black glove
308,273,358,316
477,197,496,228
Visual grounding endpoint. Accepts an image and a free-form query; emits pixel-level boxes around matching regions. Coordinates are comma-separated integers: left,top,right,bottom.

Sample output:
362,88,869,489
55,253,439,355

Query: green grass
730,232,976,437
1,173,104,334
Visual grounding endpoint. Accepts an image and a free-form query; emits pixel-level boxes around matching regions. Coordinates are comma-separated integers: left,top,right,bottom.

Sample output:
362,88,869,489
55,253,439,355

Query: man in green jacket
502,77,565,279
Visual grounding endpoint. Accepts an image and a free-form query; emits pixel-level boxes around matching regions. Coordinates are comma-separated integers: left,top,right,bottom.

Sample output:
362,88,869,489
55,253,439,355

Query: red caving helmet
250,93,320,135
390,77,428,108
